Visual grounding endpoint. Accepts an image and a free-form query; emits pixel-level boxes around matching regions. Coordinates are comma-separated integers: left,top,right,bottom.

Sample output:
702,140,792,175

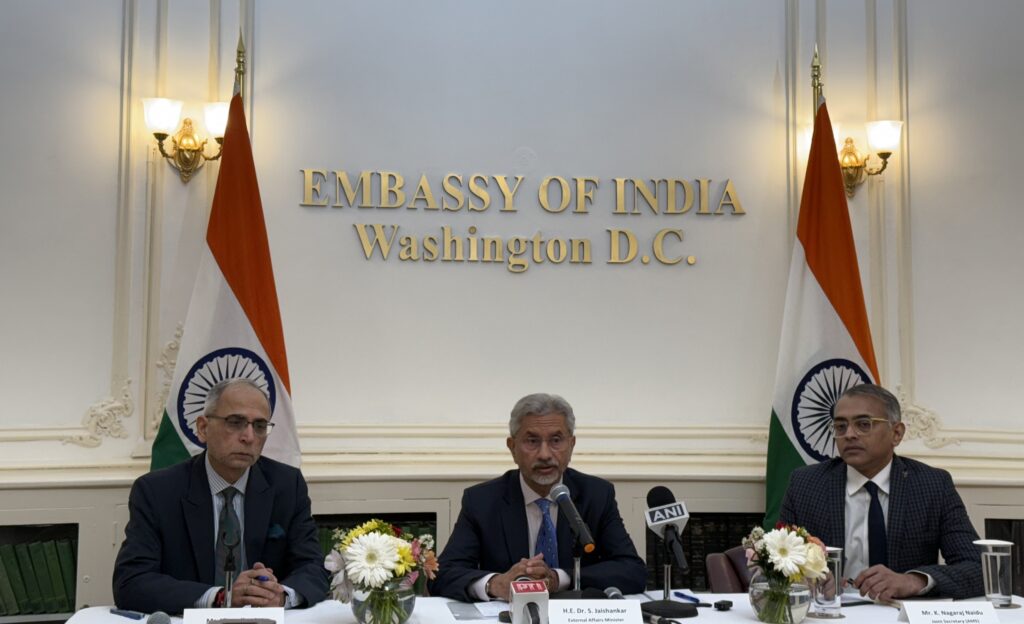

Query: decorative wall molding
62,379,134,448
897,385,959,449
150,322,183,435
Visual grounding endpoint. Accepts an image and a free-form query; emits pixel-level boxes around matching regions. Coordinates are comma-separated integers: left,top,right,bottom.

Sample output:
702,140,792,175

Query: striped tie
215,487,242,585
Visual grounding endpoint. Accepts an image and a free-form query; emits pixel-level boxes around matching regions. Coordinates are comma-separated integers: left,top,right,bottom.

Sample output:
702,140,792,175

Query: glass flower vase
351,587,416,624
748,572,811,624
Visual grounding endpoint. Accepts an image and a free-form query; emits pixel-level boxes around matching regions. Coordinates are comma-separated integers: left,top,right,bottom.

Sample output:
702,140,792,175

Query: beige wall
1,0,1023,609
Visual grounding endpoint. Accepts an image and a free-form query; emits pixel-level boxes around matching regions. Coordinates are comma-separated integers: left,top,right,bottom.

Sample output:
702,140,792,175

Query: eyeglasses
518,434,570,452
831,417,891,436
207,414,275,437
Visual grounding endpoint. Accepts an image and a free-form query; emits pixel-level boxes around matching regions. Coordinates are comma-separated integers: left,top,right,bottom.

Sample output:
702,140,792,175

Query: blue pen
673,591,712,607
110,608,145,620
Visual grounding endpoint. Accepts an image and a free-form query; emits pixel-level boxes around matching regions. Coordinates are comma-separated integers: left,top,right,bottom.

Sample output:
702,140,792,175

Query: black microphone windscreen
581,587,607,599
147,612,171,624
646,485,675,508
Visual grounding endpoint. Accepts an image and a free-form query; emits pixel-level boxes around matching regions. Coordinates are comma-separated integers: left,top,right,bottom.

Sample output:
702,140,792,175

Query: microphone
550,484,595,554
642,612,674,624
146,612,171,624
510,579,548,624
603,586,625,600
645,486,689,573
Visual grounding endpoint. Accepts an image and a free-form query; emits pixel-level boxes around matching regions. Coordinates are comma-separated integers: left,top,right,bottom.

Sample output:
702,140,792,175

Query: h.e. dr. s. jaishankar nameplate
548,600,642,624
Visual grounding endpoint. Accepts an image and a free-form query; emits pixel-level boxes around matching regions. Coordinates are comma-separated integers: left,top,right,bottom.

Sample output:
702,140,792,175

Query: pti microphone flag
763,99,879,526
149,93,301,470
510,579,548,624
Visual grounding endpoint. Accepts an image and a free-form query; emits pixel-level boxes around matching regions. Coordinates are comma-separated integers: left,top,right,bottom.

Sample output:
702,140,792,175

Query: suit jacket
430,468,647,601
778,455,983,599
112,453,328,614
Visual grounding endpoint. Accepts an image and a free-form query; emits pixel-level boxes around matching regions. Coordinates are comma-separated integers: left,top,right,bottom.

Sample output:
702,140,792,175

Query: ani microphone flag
150,93,300,470
763,100,879,527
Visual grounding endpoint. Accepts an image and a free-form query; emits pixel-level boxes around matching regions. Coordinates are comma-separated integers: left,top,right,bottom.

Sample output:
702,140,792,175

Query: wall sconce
142,98,229,183
838,120,903,198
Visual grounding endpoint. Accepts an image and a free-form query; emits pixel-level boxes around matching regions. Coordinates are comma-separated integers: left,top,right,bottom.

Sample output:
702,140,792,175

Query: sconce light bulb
866,120,903,153
142,98,183,135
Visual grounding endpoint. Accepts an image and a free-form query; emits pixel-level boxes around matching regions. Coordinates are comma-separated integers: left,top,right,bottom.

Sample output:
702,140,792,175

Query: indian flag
763,100,879,527
150,93,301,470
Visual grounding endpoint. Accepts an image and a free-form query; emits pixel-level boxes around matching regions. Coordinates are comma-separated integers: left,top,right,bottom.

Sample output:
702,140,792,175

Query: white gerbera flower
345,532,399,588
763,529,808,578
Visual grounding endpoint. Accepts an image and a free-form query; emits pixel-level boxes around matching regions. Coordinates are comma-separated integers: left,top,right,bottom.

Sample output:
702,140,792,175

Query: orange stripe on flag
206,94,291,392
796,102,879,382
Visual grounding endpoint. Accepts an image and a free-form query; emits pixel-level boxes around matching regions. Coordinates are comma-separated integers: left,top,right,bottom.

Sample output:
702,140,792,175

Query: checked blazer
430,468,647,601
778,455,983,599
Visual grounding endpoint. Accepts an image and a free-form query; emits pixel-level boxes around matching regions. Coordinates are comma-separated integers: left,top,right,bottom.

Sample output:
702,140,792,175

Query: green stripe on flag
150,411,190,471
763,409,806,529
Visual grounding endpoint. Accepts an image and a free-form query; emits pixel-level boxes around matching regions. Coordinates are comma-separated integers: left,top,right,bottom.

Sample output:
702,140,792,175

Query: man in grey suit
779,384,982,601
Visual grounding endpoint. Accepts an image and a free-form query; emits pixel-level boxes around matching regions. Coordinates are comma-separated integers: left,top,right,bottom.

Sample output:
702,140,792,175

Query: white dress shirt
844,460,934,594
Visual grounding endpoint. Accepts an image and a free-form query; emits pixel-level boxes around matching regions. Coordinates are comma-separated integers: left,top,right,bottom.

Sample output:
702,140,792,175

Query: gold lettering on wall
304,170,744,273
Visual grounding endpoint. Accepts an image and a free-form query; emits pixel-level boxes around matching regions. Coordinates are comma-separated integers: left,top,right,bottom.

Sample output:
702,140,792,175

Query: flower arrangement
742,524,828,624
325,519,439,624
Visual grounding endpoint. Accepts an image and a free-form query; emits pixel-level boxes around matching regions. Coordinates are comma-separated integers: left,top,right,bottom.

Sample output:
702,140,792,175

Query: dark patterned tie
535,498,559,569
215,487,241,585
863,481,888,567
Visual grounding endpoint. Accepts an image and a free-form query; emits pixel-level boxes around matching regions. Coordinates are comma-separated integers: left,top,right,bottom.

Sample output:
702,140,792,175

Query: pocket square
267,524,286,539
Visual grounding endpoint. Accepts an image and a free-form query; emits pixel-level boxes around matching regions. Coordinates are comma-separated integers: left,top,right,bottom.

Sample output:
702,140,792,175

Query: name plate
183,606,285,624
548,600,642,624
898,601,998,624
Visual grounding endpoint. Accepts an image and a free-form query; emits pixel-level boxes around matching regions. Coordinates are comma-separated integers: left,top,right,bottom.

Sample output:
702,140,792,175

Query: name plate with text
898,601,998,624
548,600,642,624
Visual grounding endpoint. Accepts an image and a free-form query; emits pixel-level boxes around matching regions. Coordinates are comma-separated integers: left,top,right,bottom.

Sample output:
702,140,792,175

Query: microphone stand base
641,600,697,619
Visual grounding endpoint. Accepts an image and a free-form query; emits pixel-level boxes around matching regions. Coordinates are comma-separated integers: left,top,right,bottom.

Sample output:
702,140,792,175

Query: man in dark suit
779,384,982,601
113,379,328,614
431,393,647,602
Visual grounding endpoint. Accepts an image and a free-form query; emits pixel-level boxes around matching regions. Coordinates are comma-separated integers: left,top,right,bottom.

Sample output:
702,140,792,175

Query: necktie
534,498,559,569
863,481,888,567
215,487,242,585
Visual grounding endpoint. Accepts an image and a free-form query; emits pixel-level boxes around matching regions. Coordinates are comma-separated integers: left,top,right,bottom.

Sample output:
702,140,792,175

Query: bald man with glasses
779,384,982,601
113,379,328,614
431,393,647,602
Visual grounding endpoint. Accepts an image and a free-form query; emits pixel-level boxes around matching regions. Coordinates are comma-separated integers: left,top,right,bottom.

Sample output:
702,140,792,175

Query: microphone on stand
510,579,548,624
146,612,170,624
550,485,595,553
222,531,240,607
642,486,697,620
645,486,689,573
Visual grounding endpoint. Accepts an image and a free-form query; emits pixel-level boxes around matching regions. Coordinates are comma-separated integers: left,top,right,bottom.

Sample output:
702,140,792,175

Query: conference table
68,592,1024,624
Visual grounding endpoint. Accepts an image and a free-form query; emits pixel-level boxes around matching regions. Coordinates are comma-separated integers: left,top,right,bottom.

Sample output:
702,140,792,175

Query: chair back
705,545,753,593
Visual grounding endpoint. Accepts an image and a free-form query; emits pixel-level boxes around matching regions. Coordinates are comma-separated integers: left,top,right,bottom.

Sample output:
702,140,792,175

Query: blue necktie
535,498,559,569
863,481,888,567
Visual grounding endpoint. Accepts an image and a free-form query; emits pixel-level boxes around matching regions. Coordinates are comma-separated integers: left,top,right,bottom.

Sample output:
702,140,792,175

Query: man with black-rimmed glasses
779,383,982,601
113,378,327,614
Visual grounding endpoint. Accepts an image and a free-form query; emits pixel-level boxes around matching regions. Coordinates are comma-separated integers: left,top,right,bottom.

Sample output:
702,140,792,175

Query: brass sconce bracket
153,118,224,183
839,137,893,199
